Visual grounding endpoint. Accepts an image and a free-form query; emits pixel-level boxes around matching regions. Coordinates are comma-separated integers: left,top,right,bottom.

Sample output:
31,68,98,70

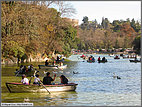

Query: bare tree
54,1,76,17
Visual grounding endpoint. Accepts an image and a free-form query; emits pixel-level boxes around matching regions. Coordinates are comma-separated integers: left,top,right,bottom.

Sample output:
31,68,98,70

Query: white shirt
21,78,29,85
28,66,31,69
34,77,40,83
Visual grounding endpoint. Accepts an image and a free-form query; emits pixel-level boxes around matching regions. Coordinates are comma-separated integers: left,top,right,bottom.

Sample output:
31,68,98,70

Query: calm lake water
1,54,141,106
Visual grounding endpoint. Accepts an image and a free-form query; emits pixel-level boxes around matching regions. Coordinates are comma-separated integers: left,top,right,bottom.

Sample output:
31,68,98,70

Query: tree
133,35,141,54
82,16,89,23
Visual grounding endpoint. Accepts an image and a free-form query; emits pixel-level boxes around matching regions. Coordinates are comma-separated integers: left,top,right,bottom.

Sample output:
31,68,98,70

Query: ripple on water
2,55,141,106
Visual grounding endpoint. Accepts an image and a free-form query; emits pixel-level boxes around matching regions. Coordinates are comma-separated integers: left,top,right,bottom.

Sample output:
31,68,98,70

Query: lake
1,54,141,106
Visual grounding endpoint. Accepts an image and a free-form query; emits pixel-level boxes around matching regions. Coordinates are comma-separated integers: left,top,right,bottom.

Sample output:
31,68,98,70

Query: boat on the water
123,56,136,59
129,60,141,63
109,54,114,57
5,82,78,93
38,65,58,69
98,60,107,63
114,57,120,59
87,60,95,63
38,65,67,70
57,65,67,69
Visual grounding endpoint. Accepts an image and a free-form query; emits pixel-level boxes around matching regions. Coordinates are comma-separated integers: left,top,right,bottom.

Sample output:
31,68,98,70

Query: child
21,74,29,85
33,74,41,85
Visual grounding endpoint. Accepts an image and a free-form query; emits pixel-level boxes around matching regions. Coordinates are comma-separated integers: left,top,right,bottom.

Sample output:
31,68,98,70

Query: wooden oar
29,76,33,85
37,79,50,94
15,70,21,76
33,69,50,94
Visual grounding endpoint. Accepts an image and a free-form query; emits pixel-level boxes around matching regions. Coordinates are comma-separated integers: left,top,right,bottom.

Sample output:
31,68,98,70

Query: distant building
63,17,79,27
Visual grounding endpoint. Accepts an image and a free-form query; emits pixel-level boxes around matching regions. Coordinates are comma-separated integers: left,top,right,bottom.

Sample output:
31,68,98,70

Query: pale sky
68,1,141,25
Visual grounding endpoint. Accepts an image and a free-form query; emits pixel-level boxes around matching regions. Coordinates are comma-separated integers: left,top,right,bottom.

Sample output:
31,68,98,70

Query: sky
67,1,141,25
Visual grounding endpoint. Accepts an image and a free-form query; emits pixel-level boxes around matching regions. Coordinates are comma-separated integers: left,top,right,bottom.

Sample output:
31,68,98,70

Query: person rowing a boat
33,74,41,85
98,56,101,61
43,72,56,85
102,57,106,61
21,74,29,85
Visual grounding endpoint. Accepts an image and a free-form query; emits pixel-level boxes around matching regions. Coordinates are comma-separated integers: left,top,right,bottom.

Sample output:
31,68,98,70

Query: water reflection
2,91,78,106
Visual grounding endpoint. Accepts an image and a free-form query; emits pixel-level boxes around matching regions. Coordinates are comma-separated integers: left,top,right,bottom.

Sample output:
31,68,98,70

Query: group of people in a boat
88,55,107,62
114,55,120,59
88,55,95,61
21,72,68,85
97,56,107,62
15,64,34,74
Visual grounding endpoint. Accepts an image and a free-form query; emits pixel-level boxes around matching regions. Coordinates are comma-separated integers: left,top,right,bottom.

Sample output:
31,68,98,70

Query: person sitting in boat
21,66,27,73
116,55,118,58
28,64,33,72
20,65,24,69
21,74,29,85
33,74,41,85
135,56,137,60
59,62,63,66
60,75,68,84
45,60,49,66
52,60,56,66
19,65,24,73
92,57,95,61
43,72,56,85
56,56,60,63
102,57,106,61
89,56,92,61
98,56,101,61
15,69,19,74
57,56,60,61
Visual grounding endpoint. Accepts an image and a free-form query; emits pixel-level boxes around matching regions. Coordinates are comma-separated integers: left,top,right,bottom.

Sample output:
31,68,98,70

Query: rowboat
5,82,78,93
129,60,141,63
114,57,120,59
87,60,95,63
123,57,136,59
38,65,58,69
38,65,67,70
57,65,67,69
98,60,107,63
109,54,114,57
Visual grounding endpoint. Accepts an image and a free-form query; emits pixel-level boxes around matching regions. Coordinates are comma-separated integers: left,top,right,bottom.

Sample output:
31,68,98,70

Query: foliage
1,1,79,61
132,35,141,54
79,16,141,51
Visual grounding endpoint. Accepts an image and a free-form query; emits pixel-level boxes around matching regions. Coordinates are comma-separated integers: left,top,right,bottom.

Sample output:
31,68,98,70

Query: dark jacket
43,76,53,85
61,77,68,84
